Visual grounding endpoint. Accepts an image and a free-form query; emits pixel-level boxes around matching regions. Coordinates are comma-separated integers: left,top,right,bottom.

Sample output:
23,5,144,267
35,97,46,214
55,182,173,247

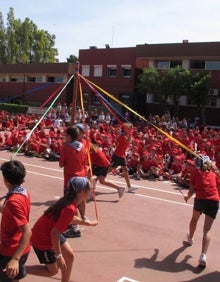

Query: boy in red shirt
59,126,88,238
0,160,31,281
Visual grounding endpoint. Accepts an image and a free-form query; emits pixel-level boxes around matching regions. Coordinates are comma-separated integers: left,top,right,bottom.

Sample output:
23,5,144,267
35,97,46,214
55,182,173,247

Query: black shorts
92,165,109,177
111,154,126,167
194,198,219,219
32,234,66,264
0,253,29,281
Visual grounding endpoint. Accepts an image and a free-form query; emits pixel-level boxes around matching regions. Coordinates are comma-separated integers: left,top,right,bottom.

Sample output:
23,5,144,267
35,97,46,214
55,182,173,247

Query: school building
0,40,220,125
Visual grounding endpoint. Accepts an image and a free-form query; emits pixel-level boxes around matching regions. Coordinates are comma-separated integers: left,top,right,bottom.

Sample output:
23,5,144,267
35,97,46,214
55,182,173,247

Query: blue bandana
1,186,27,202
7,186,27,198
68,177,89,193
69,141,83,151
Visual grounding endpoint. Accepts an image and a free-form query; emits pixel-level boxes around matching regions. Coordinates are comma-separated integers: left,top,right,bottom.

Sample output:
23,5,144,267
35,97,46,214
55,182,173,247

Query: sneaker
118,187,125,198
83,216,90,223
128,186,138,193
133,173,141,180
136,174,141,180
63,225,81,238
187,233,194,246
198,253,207,267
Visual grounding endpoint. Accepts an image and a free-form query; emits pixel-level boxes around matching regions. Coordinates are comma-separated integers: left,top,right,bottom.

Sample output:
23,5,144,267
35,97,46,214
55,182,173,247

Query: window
107,65,117,77
28,76,36,82
94,65,102,77
81,65,90,77
91,92,100,104
36,76,43,82
119,94,130,104
190,60,205,69
156,60,182,69
0,76,6,82
83,92,89,103
205,61,220,70
206,96,218,107
170,60,182,68
54,76,64,83
47,76,55,82
157,61,170,69
121,65,131,77
10,76,23,82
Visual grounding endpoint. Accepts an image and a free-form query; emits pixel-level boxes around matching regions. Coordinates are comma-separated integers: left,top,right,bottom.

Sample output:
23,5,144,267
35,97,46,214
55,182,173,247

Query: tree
136,65,212,122
67,54,78,63
136,66,191,116
136,67,159,114
0,7,58,63
0,12,7,63
190,72,211,125
158,66,191,116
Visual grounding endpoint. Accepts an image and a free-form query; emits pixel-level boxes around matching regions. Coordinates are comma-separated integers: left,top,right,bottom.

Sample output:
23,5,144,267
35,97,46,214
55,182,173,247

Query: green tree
67,54,78,63
0,12,7,63
136,67,159,114
158,66,191,116
190,72,211,125
137,66,191,116
0,7,58,63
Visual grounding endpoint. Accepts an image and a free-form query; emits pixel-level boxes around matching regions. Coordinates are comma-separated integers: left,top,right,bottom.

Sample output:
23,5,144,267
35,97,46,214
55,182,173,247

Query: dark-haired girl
28,177,98,282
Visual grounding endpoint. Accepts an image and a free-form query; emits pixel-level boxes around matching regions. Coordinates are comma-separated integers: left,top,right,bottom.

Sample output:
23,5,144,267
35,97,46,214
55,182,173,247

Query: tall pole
71,61,80,125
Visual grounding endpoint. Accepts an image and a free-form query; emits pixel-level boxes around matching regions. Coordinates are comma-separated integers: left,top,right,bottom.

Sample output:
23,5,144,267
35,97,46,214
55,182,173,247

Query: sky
1,0,220,62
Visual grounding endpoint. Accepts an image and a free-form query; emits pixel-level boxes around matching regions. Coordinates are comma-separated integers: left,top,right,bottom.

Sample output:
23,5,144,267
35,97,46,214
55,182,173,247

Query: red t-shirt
190,169,220,201
0,193,31,257
59,141,88,187
31,203,77,250
127,158,139,169
91,149,110,167
114,133,130,158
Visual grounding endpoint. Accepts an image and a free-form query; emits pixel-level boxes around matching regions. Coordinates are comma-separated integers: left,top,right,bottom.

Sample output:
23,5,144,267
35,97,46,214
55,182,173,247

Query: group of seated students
0,109,220,189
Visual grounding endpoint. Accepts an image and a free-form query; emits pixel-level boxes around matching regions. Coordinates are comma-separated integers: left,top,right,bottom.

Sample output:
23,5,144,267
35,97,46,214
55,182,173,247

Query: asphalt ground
0,150,220,282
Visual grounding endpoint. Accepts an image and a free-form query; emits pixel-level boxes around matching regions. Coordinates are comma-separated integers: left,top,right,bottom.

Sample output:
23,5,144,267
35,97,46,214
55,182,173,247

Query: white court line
0,156,182,195
0,156,193,208
112,179,185,196
27,170,63,180
117,277,139,282
0,157,62,172
134,192,192,207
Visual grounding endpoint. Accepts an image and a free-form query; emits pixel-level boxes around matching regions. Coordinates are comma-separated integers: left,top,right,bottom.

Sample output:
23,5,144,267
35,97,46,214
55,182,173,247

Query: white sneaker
128,186,137,193
118,187,125,198
83,216,90,223
198,253,207,267
72,224,80,232
187,233,194,245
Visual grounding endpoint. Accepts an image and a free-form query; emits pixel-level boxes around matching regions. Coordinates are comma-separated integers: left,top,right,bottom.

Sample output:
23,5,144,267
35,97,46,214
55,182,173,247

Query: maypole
71,61,80,125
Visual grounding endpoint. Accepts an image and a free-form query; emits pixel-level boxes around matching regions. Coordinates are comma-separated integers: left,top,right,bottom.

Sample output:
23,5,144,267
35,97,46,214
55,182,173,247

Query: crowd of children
0,108,220,190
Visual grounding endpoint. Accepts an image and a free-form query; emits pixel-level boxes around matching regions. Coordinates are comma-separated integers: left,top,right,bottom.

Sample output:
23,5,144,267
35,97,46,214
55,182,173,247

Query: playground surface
0,150,220,282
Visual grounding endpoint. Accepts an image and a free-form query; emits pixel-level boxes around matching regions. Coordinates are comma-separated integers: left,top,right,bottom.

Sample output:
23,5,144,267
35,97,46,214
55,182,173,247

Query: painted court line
27,170,63,180
0,157,62,172
117,277,139,282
